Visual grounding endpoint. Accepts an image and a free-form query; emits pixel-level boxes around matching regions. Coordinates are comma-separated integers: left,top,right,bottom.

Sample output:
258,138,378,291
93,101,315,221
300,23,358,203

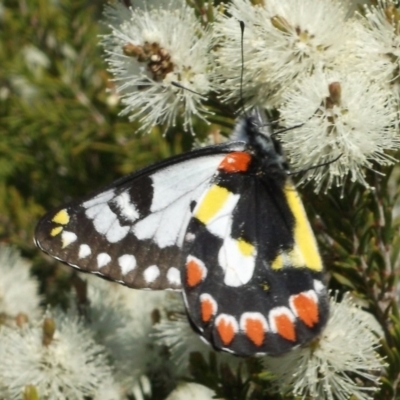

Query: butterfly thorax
237,114,288,184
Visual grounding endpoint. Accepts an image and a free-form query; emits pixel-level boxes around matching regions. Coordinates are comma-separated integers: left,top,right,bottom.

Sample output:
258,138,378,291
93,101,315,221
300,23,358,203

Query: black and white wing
35,142,244,290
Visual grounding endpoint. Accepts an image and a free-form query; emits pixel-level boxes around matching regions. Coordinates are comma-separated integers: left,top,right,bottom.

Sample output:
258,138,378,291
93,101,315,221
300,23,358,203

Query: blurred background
0,0,200,307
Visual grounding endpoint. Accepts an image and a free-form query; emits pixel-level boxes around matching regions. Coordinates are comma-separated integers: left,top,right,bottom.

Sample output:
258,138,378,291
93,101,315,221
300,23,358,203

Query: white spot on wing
113,191,140,222
106,218,130,243
132,209,164,246
206,214,233,239
85,203,104,219
78,244,91,259
61,231,77,248
186,255,208,283
83,190,115,209
143,265,160,283
215,314,239,333
218,235,256,287
199,192,240,239
313,280,325,293
150,155,224,212
239,312,269,332
132,155,226,248
97,253,111,269
118,254,137,275
185,232,196,242
133,194,194,248
200,293,218,316
166,267,181,285
86,203,129,243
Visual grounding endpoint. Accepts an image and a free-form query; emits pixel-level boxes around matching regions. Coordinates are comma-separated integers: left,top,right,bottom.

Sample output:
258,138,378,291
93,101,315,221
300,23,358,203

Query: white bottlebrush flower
165,382,215,400
352,1,400,130
352,0,400,85
263,294,384,400
92,375,122,400
82,277,174,396
83,280,153,391
0,244,41,320
0,310,113,400
213,0,349,108
278,70,399,191
106,0,184,20
153,314,212,374
152,294,245,376
102,1,212,133
131,375,152,400
345,0,372,17
83,280,146,391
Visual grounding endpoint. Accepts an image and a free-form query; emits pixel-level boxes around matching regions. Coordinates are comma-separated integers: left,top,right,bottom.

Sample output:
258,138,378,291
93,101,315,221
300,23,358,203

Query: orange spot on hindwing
186,256,207,287
219,152,251,173
215,315,238,345
246,319,264,346
200,294,217,323
271,308,296,342
275,314,295,341
240,313,267,347
291,292,319,327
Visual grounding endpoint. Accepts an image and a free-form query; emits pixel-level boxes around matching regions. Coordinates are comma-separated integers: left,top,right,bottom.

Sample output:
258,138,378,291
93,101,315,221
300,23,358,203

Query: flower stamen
123,41,174,81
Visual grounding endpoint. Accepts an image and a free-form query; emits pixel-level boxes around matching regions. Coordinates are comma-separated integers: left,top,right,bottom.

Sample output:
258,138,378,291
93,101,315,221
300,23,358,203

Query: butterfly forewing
35,143,245,290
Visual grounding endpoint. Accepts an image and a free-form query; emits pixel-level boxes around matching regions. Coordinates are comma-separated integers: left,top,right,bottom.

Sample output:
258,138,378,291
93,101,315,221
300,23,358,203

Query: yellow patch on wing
271,253,284,270
52,209,70,225
194,185,230,224
237,238,254,257
50,226,63,237
287,246,306,268
284,184,322,272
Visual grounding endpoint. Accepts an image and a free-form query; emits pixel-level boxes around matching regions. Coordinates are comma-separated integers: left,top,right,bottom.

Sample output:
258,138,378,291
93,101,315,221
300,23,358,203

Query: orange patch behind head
274,314,296,342
186,257,206,287
219,152,251,173
292,293,319,327
244,318,265,347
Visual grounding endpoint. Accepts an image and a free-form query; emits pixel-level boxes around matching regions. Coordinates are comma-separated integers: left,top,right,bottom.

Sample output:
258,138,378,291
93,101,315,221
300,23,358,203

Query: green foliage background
0,0,193,304
2,0,400,399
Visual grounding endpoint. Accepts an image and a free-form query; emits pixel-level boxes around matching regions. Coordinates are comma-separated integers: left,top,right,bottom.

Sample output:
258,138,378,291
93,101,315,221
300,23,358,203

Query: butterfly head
231,109,288,178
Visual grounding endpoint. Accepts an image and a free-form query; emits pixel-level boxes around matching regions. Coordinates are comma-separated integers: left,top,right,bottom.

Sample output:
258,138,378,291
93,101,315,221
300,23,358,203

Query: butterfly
35,109,329,356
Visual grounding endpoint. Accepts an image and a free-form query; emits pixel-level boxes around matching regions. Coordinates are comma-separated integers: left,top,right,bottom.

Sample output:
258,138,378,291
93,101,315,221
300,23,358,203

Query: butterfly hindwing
35,143,245,290
181,129,329,355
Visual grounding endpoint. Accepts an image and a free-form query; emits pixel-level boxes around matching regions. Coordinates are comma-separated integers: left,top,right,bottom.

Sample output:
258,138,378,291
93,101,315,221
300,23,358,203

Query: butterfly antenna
239,20,246,117
287,153,343,176
271,123,305,137
272,105,324,137
171,81,204,97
